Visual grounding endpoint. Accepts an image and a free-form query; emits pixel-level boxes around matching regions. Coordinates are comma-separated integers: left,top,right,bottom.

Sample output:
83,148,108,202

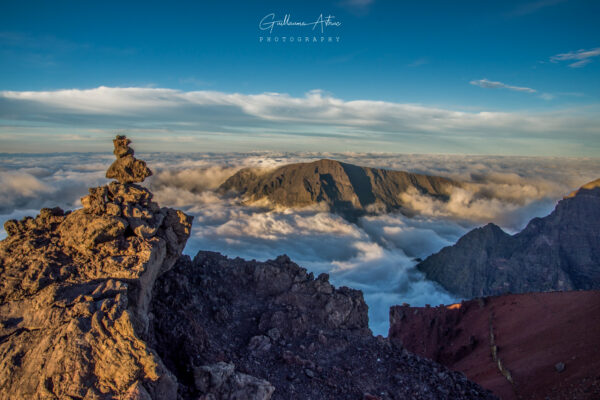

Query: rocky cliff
388,291,600,400
219,159,459,219
417,182,600,298
0,137,496,400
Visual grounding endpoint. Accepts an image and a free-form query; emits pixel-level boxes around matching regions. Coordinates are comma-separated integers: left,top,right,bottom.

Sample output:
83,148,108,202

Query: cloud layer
1,152,599,334
1,86,599,155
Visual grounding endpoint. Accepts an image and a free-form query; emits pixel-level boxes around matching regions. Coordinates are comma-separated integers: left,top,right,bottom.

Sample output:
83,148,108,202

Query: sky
0,0,599,155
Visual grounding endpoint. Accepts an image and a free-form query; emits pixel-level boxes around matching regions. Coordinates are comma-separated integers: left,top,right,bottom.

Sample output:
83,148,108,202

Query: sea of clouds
1,151,598,335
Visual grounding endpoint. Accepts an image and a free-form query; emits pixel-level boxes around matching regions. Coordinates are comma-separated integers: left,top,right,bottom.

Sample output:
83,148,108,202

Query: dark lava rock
417,183,600,298
150,251,497,399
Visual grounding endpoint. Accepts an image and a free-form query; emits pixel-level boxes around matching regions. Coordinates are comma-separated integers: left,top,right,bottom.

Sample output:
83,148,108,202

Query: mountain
388,291,600,400
218,159,460,219
0,137,496,400
416,181,600,298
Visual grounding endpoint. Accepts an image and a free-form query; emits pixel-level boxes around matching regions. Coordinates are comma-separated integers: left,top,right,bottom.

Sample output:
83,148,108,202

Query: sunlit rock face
0,136,192,399
417,182,600,298
106,135,153,184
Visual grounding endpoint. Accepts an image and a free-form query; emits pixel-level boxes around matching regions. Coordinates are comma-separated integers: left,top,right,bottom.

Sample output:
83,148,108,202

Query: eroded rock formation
0,136,191,399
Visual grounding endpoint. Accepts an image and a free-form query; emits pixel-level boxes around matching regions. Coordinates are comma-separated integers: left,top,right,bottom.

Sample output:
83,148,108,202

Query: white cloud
408,57,428,67
539,92,555,100
550,47,600,68
1,152,599,335
1,86,599,156
470,78,537,93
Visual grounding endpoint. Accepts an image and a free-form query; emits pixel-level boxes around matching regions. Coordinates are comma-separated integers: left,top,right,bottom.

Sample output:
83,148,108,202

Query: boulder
193,362,275,400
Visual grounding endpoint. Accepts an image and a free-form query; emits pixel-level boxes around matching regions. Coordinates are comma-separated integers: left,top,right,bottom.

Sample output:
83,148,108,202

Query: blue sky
0,0,599,155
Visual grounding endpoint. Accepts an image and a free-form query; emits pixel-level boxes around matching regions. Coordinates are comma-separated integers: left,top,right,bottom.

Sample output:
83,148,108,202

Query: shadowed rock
149,252,497,399
417,180,600,298
106,135,153,183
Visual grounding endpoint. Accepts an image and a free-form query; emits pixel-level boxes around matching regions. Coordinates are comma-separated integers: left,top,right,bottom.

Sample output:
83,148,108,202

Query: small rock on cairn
106,135,152,183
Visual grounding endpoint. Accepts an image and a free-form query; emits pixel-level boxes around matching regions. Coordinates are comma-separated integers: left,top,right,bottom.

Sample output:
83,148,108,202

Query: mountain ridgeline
219,159,460,219
417,182,600,298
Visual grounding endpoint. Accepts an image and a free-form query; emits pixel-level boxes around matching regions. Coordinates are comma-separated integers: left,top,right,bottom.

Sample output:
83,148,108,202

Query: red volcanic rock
389,291,600,400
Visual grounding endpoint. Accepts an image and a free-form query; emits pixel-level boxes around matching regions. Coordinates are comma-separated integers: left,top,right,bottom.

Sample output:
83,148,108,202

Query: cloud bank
1,86,599,155
1,152,599,334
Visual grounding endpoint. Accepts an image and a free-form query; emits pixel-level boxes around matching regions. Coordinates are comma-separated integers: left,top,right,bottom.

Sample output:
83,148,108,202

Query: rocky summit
0,136,192,399
417,181,600,298
0,136,496,400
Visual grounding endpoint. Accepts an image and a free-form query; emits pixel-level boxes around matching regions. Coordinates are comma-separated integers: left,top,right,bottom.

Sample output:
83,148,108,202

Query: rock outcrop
388,291,600,400
0,136,192,399
417,182,600,298
219,159,460,220
149,252,497,399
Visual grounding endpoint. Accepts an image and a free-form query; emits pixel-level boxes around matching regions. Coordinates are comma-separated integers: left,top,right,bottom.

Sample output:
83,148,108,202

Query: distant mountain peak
219,159,460,219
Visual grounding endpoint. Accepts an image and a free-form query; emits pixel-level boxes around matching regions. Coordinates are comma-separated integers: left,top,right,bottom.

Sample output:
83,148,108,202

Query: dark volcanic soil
150,251,497,400
389,291,600,400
